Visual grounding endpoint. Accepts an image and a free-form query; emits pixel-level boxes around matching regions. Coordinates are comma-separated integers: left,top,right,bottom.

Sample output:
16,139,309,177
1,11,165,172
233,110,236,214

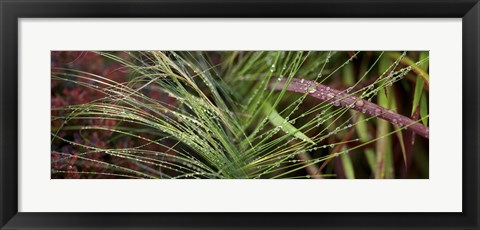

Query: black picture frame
1,0,479,229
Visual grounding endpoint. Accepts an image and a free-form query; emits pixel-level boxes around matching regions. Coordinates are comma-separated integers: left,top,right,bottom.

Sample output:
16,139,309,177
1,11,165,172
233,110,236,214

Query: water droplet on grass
270,64,276,72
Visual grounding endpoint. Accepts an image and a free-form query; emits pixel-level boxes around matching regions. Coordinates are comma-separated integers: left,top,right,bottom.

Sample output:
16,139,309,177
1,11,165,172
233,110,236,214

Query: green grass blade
411,52,429,116
412,77,425,116
420,93,429,126
340,147,355,179
342,53,376,172
264,102,315,144
354,115,376,171
375,56,393,179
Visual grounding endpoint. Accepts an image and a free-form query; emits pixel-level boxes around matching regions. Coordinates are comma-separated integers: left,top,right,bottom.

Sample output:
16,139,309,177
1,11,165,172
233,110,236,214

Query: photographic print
51,51,429,179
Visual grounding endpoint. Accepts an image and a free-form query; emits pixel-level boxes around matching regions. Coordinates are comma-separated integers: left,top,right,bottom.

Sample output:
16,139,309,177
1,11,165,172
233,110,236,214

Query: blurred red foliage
51,51,170,179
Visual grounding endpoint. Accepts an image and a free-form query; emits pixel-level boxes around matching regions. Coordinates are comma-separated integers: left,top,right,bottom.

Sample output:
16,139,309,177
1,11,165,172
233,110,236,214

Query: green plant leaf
388,90,407,167
412,77,425,116
420,93,429,126
376,56,393,179
411,52,429,116
342,56,376,172
353,114,376,171
340,147,355,179
264,102,315,144
394,124,407,166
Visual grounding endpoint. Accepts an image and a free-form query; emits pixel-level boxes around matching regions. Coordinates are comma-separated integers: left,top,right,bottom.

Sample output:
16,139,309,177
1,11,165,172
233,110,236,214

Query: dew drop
270,64,276,72
355,100,364,107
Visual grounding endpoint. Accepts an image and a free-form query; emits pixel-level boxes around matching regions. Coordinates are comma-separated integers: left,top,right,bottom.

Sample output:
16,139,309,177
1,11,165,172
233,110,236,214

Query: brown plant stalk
269,78,429,139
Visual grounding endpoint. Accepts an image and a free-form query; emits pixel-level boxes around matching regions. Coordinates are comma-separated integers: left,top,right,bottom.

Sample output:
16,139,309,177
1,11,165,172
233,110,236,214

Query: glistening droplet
355,100,364,107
